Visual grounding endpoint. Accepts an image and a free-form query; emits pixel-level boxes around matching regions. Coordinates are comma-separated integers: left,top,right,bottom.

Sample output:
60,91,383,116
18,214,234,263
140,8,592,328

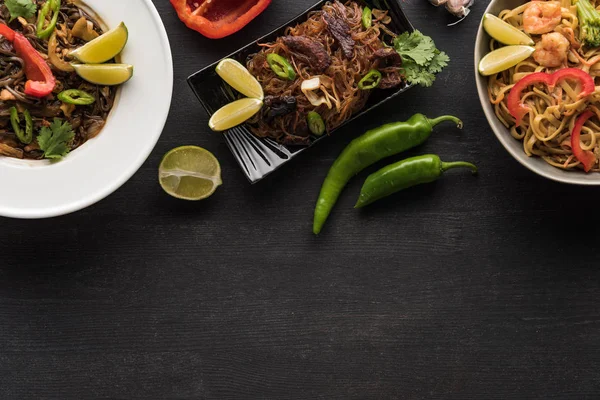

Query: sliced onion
301,77,332,109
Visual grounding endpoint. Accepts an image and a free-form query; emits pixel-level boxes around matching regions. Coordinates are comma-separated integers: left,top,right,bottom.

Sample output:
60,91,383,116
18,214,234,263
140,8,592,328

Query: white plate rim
0,0,174,218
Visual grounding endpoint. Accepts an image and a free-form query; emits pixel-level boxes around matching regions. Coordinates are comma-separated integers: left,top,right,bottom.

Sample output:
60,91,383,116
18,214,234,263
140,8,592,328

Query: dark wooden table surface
2,1,600,399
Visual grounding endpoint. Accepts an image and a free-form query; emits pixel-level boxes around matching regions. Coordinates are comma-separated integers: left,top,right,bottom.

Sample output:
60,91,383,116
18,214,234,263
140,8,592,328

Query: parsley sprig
5,0,37,22
393,30,449,88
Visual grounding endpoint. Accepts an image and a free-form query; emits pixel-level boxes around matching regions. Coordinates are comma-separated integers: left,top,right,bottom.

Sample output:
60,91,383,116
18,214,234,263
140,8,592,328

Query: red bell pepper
170,0,272,39
507,68,595,127
570,110,597,172
0,23,56,98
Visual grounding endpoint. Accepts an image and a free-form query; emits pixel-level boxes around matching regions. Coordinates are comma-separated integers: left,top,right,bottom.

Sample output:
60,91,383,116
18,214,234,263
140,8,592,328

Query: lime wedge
216,58,264,100
483,14,534,46
478,45,535,76
70,22,128,64
72,64,133,85
159,146,222,201
209,98,263,132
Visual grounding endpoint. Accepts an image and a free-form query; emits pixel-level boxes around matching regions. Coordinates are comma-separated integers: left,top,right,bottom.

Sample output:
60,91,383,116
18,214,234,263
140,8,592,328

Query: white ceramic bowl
475,0,600,185
0,0,173,218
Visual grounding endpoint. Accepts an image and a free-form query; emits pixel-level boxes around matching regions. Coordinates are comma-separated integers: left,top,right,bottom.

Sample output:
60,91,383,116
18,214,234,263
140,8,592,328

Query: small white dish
0,0,173,219
475,0,600,185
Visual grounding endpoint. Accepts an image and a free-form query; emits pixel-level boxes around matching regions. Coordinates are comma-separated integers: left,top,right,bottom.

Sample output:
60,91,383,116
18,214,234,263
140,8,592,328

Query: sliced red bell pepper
0,23,56,98
571,110,597,172
0,23,15,41
507,68,596,127
170,0,272,39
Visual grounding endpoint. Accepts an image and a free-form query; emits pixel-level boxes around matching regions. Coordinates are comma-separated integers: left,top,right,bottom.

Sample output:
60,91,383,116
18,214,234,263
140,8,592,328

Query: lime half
70,22,129,64
159,146,222,201
216,58,264,100
209,98,263,132
478,45,535,76
483,14,534,46
72,63,133,85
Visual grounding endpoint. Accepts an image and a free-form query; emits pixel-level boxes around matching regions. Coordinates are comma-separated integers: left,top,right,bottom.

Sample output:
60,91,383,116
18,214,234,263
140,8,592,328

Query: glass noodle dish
246,1,403,145
210,1,448,147
485,0,600,172
0,0,132,160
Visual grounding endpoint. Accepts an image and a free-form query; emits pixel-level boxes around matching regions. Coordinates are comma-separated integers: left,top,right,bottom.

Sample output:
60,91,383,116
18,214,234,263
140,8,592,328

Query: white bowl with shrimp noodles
475,0,600,184
0,0,172,218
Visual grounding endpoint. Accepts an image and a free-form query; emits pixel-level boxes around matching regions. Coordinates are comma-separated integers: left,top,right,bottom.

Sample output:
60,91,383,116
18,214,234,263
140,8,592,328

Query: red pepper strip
571,110,597,172
170,0,272,39
0,24,56,98
0,23,15,41
507,68,596,127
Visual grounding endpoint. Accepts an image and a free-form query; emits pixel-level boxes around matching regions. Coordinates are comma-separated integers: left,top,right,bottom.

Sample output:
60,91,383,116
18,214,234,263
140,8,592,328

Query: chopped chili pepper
266,54,296,80
358,69,382,90
507,68,595,127
37,0,61,40
58,89,96,105
0,23,56,98
571,110,597,172
170,0,272,39
362,6,372,29
307,111,325,136
9,107,33,145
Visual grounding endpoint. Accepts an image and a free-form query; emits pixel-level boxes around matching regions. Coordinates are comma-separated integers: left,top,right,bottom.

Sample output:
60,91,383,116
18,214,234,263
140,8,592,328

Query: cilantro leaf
428,50,450,74
393,30,449,87
5,0,37,22
37,118,76,159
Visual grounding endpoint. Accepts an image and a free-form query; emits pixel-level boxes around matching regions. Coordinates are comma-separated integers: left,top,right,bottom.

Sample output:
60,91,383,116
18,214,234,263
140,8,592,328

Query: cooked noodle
488,0,600,171
0,0,116,160
247,1,402,145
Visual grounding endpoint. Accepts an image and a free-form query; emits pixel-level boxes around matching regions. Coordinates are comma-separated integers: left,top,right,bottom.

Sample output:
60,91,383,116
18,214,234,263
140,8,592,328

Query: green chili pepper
313,114,463,234
358,69,382,90
355,154,477,208
362,6,372,29
57,89,96,105
37,0,61,40
307,111,325,136
9,107,33,144
267,53,296,80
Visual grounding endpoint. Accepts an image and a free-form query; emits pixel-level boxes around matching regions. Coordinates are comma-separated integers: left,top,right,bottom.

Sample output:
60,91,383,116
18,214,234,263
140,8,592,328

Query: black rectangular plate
188,0,414,183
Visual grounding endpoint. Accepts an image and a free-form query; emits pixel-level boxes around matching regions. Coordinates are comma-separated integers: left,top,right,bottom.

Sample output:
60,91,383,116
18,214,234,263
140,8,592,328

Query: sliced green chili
358,69,382,90
9,107,33,144
23,109,33,144
307,111,325,136
37,0,61,40
9,107,20,136
362,7,372,29
57,89,96,105
267,53,296,81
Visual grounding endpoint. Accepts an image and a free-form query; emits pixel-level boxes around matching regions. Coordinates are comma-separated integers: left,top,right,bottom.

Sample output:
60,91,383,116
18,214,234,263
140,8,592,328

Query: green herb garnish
5,0,37,22
37,118,76,159
393,30,449,88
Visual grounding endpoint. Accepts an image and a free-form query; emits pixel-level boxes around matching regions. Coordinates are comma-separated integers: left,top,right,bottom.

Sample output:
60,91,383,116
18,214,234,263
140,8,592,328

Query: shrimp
523,1,562,34
533,32,570,67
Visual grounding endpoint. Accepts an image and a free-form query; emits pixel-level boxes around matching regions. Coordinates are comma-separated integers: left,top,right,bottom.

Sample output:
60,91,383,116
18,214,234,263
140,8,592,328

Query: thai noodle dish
0,0,132,160
486,0,600,172
208,0,448,145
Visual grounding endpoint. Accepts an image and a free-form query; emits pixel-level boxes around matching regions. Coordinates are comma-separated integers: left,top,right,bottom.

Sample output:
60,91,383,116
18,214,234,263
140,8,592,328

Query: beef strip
323,10,355,59
379,70,404,89
281,36,331,71
370,47,402,67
